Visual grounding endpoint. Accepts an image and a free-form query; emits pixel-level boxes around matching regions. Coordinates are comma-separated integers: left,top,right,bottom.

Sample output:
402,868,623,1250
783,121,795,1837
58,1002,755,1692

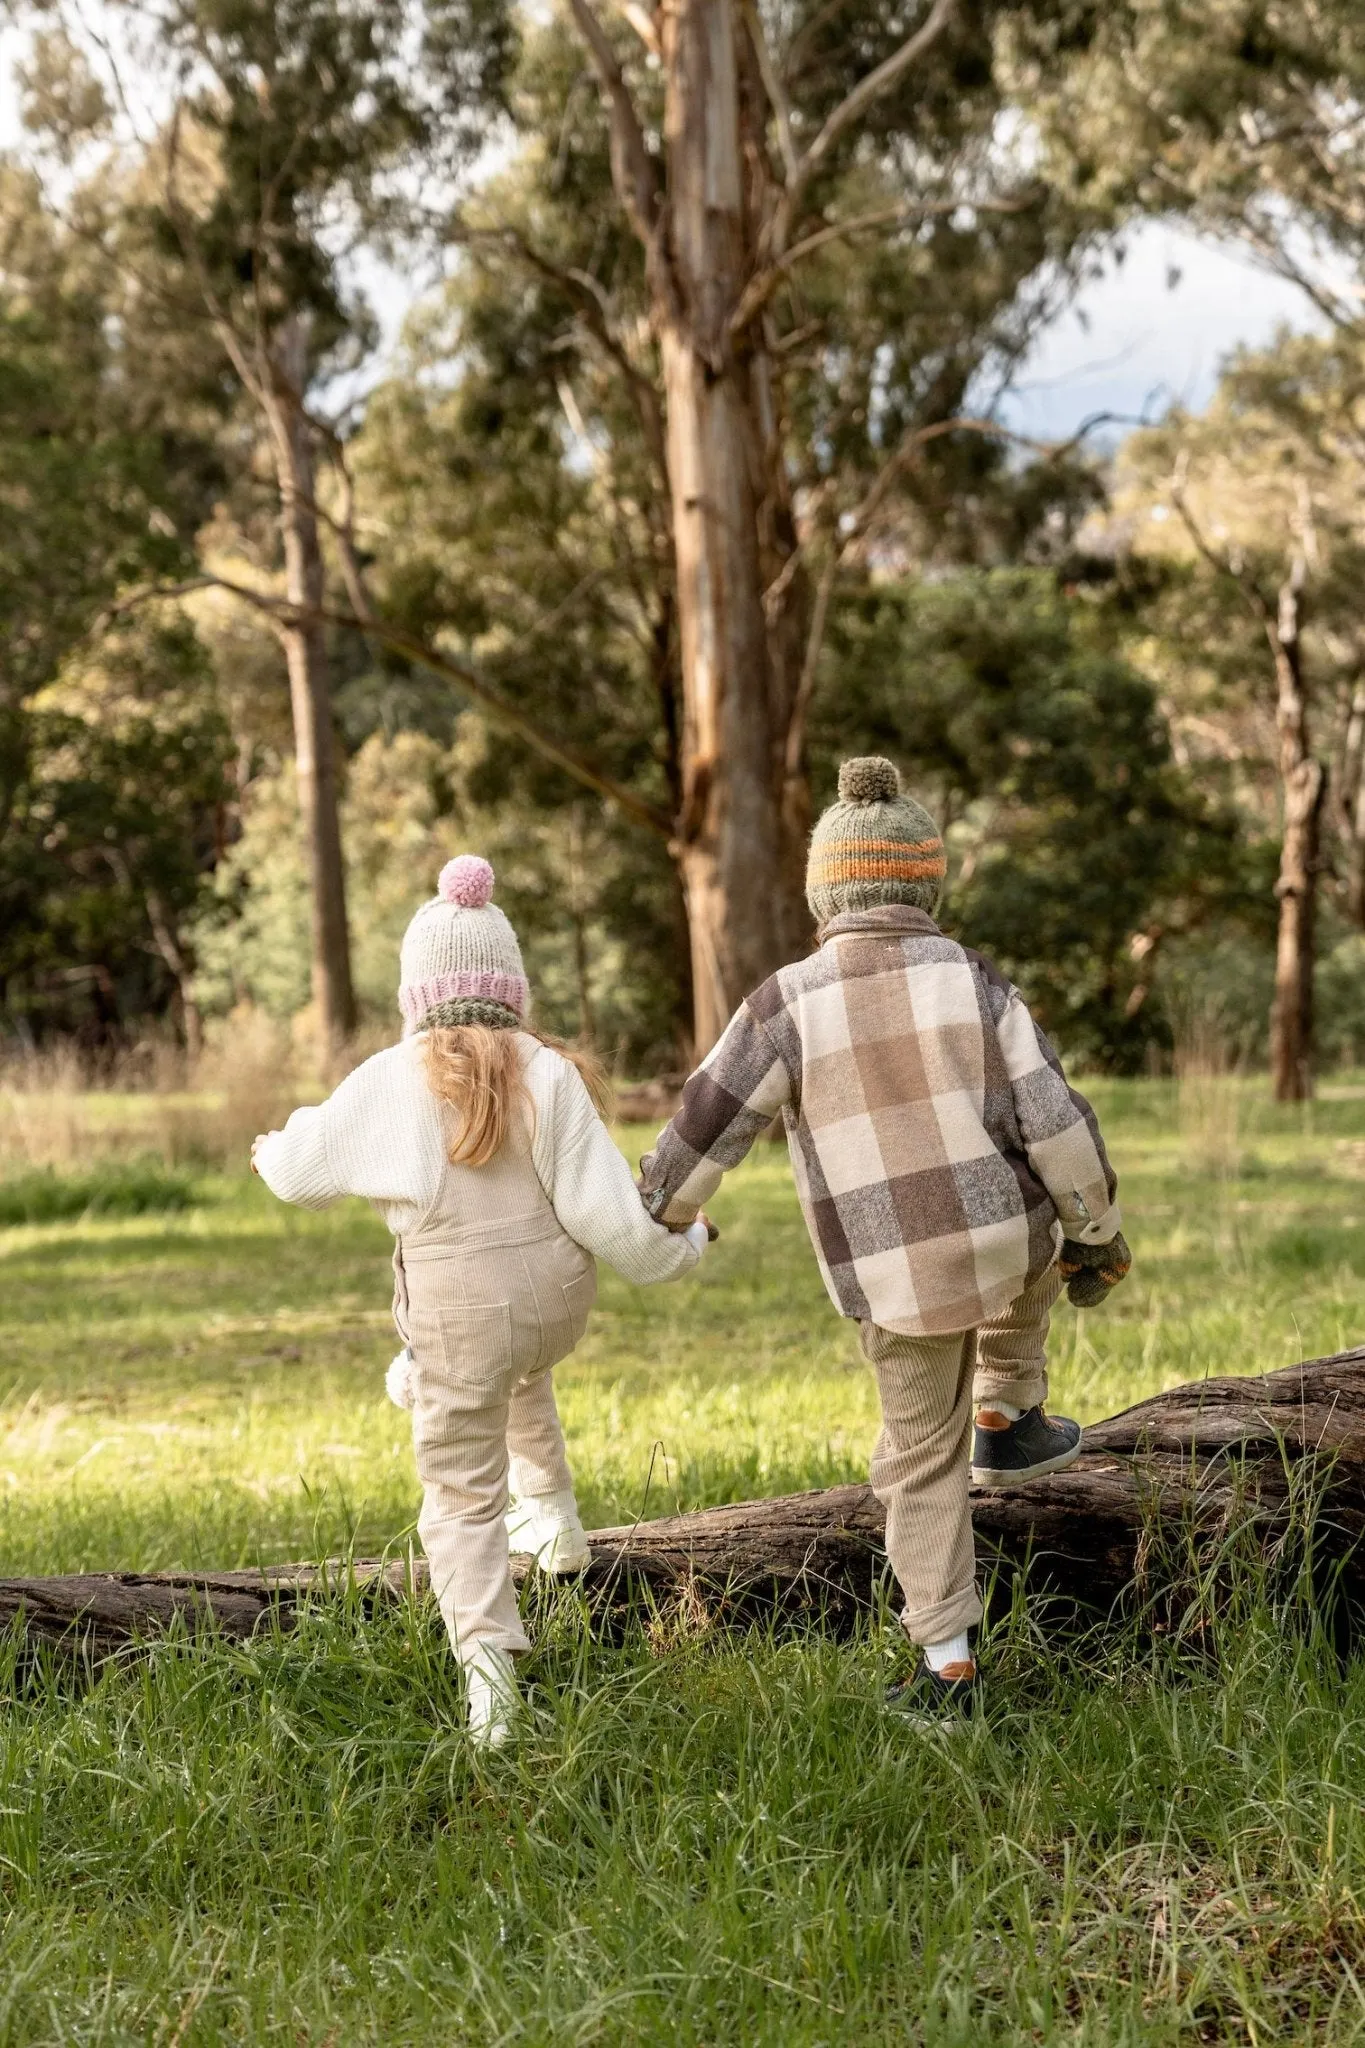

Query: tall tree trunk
661,0,810,1053
1266,565,1325,1103
266,322,356,1058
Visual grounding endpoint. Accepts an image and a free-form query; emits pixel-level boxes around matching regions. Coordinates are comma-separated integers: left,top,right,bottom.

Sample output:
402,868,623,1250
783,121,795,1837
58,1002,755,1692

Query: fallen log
4,1345,1363,1654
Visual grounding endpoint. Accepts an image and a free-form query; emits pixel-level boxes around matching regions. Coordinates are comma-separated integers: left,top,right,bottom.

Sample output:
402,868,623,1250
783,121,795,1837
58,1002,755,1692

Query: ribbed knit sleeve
254,1043,446,1226
254,1103,338,1208
526,1050,701,1285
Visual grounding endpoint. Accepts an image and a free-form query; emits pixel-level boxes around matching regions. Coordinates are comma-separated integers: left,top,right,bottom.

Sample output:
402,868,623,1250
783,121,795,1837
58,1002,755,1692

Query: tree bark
265,320,357,1059
1266,563,1325,1103
660,0,810,1052
8,1347,1363,1655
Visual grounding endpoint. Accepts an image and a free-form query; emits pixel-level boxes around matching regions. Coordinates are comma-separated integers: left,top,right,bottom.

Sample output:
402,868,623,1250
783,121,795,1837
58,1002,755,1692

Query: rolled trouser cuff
898,1580,983,1647
972,1371,1047,1413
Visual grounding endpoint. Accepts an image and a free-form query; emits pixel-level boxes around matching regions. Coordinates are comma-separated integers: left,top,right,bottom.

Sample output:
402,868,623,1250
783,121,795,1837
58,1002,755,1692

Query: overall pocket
411,1299,515,1407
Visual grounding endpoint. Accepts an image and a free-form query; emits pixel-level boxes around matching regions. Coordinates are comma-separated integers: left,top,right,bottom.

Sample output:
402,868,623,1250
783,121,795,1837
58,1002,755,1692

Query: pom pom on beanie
837,757,901,805
398,854,529,1032
438,854,495,908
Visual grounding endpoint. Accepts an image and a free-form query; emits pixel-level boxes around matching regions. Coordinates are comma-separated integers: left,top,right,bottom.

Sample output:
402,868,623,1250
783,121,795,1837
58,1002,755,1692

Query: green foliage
0,304,192,710
814,568,1251,1065
8,1,1365,1077
116,0,517,391
0,1159,198,1224
0,622,233,1044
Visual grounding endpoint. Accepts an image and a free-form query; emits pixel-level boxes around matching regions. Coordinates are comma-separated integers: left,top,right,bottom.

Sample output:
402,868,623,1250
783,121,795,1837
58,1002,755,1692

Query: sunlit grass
2,1078,1364,1575
1,1076,1364,2040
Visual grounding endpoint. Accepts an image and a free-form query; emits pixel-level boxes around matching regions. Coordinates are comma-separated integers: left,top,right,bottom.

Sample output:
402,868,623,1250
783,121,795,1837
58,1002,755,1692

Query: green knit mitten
1058,1231,1132,1309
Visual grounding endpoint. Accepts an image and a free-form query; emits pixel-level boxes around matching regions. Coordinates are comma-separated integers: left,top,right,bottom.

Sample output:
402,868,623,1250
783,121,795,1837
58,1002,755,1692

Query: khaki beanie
806,757,946,923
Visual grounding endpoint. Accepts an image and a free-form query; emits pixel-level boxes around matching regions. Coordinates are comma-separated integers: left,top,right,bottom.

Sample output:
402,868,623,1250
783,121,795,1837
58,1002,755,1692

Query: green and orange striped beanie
806,757,946,923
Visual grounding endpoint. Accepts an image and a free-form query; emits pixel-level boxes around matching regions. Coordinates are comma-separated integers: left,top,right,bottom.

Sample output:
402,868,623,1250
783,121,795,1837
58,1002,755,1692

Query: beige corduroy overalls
392,1113,596,1656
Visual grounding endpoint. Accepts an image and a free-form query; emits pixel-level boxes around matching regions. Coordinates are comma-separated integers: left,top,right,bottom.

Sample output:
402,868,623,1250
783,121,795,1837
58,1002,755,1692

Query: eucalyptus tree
357,2,1110,1050
549,0,1120,1046
1118,333,1365,1100
17,0,514,1053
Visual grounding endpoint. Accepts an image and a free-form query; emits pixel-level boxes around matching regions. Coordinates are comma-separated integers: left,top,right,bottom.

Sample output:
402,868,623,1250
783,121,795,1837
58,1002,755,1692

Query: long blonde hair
422,1024,614,1167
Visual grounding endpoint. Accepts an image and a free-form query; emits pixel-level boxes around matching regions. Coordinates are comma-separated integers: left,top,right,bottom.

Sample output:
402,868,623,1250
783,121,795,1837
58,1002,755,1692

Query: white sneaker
462,1644,520,1750
504,1488,591,1574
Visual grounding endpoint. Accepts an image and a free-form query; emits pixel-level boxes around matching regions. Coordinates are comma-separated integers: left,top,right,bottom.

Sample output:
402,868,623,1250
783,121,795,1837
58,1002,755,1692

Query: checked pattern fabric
640,905,1120,1338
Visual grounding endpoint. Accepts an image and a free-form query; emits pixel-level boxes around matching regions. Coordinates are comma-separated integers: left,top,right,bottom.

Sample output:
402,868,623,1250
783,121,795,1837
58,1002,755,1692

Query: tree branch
103,577,673,838
777,403,1123,762
783,549,838,786
733,188,1041,334
610,0,660,58
1167,459,1275,631
459,222,669,489
565,0,663,251
161,101,267,404
741,0,799,185
777,0,958,245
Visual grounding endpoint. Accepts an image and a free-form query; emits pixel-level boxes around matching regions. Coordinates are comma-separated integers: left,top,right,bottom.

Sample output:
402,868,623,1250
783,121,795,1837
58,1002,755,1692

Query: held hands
659,1207,718,1241
1059,1230,1132,1309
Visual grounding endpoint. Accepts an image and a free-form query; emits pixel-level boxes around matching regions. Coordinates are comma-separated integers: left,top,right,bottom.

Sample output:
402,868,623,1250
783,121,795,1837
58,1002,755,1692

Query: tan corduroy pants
860,1263,1063,1644
394,1145,598,1659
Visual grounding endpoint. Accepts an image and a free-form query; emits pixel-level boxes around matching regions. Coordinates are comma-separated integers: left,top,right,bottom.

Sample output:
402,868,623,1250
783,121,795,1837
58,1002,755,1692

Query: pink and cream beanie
397,855,529,1034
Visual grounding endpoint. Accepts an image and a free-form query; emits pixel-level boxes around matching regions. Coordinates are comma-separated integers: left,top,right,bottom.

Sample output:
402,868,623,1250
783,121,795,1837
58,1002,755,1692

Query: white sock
976,1399,1023,1423
923,1632,973,1674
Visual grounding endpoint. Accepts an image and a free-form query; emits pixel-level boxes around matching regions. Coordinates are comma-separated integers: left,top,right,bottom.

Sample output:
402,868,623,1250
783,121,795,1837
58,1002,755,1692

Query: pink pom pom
438,854,495,908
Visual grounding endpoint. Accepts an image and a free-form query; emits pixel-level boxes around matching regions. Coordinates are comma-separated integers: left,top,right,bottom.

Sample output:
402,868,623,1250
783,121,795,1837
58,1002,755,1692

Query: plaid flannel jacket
640,905,1120,1337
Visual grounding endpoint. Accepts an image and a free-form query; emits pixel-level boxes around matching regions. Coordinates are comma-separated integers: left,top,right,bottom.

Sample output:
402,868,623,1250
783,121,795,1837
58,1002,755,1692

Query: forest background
5,0,1365,1099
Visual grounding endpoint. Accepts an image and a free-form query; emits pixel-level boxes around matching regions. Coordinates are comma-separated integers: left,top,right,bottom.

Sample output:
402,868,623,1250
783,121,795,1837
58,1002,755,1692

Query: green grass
1,1076,1364,2041
0,1158,198,1227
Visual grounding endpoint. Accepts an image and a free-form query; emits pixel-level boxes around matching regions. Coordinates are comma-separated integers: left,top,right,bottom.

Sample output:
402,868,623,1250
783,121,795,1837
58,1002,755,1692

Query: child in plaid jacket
639,758,1130,1718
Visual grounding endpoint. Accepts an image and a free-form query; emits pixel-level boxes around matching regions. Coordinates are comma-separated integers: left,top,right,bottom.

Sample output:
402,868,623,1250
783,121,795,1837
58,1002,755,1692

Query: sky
0,24,1324,443
1001,223,1324,443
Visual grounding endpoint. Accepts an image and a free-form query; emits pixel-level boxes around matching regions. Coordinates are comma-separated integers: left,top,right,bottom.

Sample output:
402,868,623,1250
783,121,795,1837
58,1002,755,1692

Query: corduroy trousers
859,1262,1064,1644
396,1212,596,1659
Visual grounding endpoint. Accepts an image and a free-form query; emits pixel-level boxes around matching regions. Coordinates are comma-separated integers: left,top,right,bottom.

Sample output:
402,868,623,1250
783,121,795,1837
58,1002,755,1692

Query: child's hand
669,1209,718,1241
250,1131,279,1176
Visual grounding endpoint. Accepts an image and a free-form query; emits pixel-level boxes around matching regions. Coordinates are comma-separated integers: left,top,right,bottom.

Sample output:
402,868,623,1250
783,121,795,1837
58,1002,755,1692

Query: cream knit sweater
254,1032,701,1287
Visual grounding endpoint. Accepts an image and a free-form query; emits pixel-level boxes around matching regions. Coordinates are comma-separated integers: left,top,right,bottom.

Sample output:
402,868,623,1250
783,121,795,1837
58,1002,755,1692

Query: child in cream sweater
254,855,706,1746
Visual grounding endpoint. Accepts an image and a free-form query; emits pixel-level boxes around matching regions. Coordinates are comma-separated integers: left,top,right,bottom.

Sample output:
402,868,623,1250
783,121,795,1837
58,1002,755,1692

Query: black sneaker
972,1405,1082,1487
885,1655,979,1724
